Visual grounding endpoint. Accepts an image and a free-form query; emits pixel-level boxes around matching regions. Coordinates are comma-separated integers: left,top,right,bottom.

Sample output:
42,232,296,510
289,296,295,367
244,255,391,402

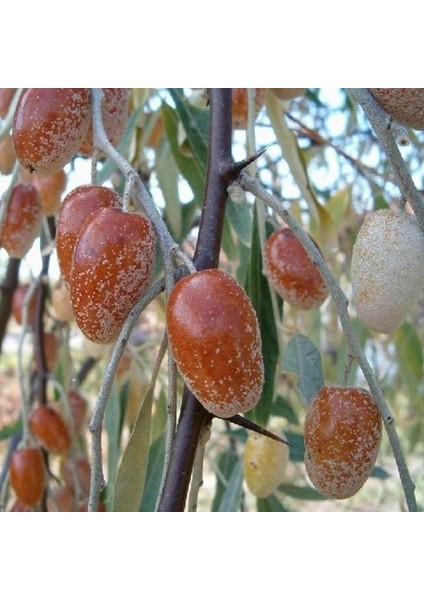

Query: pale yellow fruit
268,88,306,101
243,430,289,498
351,209,424,333
369,88,424,130
51,281,74,322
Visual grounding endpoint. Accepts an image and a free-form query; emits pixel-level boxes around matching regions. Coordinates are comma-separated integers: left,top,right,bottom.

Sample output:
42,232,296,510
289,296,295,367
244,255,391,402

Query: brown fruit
304,386,382,499
166,269,264,418
29,404,72,455
0,134,17,175
51,280,74,322
0,183,42,258
34,331,60,374
264,227,328,310
60,455,91,496
369,88,424,130
47,485,76,512
9,447,46,506
67,389,88,434
268,88,306,101
12,88,90,174
32,168,67,216
56,185,121,287
12,284,37,326
243,430,290,498
0,88,17,118
232,88,266,129
79,88,130,156
70,207,156,344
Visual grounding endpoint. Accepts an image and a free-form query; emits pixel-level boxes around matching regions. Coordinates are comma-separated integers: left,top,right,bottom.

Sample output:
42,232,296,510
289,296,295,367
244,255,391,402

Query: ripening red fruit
0,88,17,118
12,284,37,326
9,447,46,506
264,227,329,310
56,185,121,287
232,88,266,129
79,88,130,156
304,386,382,499
32,168,67,216
0,134,17,175
243,430,290,498
12,88,90,175
70,207,156,344
0,183,42,258
166,269,264,418
29,404,72,455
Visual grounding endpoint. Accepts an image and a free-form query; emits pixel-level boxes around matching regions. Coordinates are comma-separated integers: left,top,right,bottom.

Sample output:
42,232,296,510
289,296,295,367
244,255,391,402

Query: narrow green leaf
394,322,423,382
105,382,124,498
281,333,324,405
285,431,305,463
279,483,327,501
155,142,182,240
218,457,243,512
0,418,22,441
161,102,205,204
139,430,166,512
211,448,238,512
272,395,300,425
257,495,290,512
245,206,279,426
226,200,253,247
112,385,154,512
371,465,391,480
167,88,209,171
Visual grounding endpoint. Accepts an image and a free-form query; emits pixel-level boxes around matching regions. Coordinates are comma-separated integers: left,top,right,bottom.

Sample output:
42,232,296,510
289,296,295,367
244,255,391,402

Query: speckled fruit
264,227,328,310
56,185,121,287
79,88,130,156
70,207,156,344
0,183,42,258
29,404,72,455
351,209,424,333
0,88,17,118
9,447,46,506
268,88,306,100
0,134,17,175
12,284,37,326
32,168,67,216
232,88,266,130
243,430,289,498
369,88,424,130
12,88,90,175
167,269,264,418
304,386,382,499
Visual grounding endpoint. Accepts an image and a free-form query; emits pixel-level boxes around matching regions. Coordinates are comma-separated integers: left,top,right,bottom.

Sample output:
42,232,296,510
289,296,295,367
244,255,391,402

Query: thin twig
238,172,417,512
349,89,424,230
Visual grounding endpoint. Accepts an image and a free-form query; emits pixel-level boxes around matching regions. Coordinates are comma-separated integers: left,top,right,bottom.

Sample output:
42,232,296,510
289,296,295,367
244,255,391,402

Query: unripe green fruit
351,209,424,333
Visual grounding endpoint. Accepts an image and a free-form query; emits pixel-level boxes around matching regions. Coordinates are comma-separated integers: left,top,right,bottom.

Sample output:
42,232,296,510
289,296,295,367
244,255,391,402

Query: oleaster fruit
369,88,424,130
12,88,91,175
232,88,266,130
70,207,156,344
351,208,424,333
304,386,382,499
29,404,72,455
0,183,42,258
264,227,329,310
56,185,121,287
9,447,46,507
243,430,290,498
166,269,264,418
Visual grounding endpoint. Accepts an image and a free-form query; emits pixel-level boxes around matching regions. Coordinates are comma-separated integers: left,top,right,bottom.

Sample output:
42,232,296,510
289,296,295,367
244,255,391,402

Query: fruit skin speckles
304,386,382,500
264,227,328,310
351,208,424,333
70,207,156,344
166,269,264,418
0,183,42,258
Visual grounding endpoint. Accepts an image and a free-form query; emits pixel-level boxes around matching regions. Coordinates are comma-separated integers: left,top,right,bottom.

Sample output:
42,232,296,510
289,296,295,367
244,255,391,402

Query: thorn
220,147,268,184
223,414,291,446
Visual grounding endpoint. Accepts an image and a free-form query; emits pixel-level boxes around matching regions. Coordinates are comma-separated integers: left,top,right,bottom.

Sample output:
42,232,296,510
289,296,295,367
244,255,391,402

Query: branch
157,88,233,512
348,88,424,230
238,172,417,512
0,257,20,355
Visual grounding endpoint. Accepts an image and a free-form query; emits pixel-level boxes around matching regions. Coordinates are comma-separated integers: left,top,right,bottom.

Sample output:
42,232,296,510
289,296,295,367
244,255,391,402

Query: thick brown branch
0,257,20,355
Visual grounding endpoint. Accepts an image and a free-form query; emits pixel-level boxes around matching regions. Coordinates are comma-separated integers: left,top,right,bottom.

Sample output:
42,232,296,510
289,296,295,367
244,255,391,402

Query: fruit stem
238,172,418,512
349,89,424,232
